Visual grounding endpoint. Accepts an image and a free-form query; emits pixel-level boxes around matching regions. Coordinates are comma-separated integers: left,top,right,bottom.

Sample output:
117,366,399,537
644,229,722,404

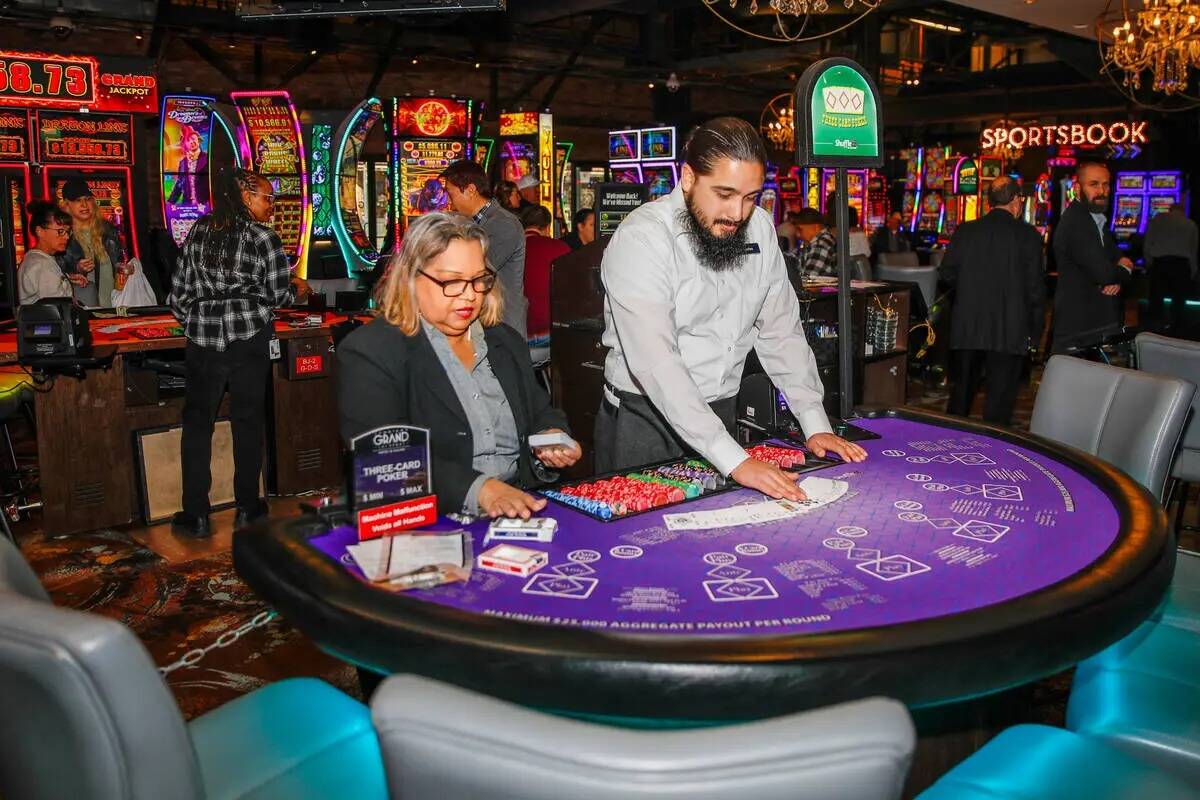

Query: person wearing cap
940,176,1044,426
58,177,127,307
440,159,527,335
516,174,539,210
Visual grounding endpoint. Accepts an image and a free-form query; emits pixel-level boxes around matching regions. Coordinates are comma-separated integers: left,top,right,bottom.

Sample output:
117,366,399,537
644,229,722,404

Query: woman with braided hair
169,168,310,538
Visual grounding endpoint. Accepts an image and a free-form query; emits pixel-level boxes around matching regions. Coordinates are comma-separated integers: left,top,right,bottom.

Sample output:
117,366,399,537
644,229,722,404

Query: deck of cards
485,517,557,545
476,544,549,577
529,431,579,450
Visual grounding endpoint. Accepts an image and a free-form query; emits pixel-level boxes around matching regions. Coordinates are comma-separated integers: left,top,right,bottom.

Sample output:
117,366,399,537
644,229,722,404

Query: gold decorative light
760,93,795,151
1105,0,1200,95
703,0,882,43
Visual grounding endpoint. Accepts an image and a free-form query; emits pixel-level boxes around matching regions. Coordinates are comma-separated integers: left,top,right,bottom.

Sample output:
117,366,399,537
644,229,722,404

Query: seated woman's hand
478,478,547,519
532,428,582,469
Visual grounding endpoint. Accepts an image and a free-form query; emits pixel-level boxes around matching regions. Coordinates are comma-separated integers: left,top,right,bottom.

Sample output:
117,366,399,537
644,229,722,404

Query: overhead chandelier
1104,0,1200,96
759,93,795,152
703,0,882,44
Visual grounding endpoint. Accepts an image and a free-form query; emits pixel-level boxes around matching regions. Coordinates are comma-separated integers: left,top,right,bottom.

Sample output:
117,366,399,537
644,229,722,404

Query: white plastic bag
110,258,157,308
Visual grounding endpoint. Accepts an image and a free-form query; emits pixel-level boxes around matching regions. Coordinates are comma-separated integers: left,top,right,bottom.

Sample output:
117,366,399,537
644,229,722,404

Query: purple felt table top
311,416,1121,638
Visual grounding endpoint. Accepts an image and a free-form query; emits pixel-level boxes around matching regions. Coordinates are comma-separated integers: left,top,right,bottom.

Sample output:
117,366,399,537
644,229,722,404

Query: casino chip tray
541,443,841,522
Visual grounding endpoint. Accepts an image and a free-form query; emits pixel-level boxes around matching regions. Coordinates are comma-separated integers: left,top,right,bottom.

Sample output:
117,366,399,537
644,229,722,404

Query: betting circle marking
894,500,923,511
881,449,906,457
568,549,602,563
704,552,738,566
907,457,931,464
823,537,855,550
923,483,950,492
610,545,643,559
898,511,929,523
836,525,869,538
906,473,933,482
735,543,769,556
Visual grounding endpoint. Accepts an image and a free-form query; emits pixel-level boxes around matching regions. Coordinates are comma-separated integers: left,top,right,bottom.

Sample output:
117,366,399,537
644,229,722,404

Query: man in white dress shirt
595,117,866,501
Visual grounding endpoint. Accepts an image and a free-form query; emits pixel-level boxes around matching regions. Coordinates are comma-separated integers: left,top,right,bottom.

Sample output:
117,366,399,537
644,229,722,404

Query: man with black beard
1051,161,1134,355
595,117,866,500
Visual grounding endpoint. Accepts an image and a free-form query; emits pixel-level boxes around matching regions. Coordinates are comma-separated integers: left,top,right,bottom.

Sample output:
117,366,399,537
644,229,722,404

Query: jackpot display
160,95,214,247
232,90,311,275
393,97,472,223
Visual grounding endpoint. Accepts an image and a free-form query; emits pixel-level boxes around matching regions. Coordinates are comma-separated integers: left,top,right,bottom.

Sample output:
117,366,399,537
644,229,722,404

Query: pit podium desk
0,313,353,536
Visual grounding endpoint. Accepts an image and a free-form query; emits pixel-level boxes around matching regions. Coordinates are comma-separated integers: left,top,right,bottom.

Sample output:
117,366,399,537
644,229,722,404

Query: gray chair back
928,249,946,268
851,254,872,281
875,264,938,312
1031,355,1195,500
877,251,919,269
1136,332,1200,483
0,537,203,800
372,674,914,800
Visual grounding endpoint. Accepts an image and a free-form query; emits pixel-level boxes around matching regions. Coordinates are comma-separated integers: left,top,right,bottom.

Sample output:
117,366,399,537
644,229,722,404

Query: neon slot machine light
230,90,312,277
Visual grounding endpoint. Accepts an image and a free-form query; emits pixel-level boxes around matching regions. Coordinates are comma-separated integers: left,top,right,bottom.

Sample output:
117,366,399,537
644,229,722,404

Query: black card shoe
171,512,211,539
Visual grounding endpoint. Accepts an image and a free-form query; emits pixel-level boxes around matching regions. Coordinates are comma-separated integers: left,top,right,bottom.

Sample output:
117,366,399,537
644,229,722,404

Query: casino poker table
234,409,1173,721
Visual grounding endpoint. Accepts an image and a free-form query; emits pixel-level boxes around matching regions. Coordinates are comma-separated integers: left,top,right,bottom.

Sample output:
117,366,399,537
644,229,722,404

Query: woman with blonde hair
337,211,580,519
58,177,128,307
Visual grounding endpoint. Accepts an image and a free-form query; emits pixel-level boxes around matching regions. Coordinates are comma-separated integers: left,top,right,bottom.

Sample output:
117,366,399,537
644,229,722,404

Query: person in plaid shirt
169,168,309,538
795,207,838,278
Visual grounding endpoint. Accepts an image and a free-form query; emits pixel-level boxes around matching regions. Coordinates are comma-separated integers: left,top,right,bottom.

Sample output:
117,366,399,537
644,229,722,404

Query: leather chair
928,249,946,269
874,263,938,313
851,254,873,281
916,724,1196,799
0,536,388,800
876,251,919,269
1136,333,1200,527
371,674,915,800
1030,355,1195,502
1067,619,1200,790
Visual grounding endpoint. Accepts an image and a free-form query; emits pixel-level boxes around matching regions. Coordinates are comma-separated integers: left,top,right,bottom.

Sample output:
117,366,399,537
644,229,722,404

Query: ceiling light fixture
702,0,882,44
1104,0,1200,96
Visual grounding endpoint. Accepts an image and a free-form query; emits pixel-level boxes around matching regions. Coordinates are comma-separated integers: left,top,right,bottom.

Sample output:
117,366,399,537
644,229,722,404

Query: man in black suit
941,177,1044,426
1050,162,1133,355
871,211,911,261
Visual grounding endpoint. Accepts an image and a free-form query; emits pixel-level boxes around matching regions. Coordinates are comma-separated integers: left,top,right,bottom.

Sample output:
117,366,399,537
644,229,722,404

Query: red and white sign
356,494,438,541
294,354,323,375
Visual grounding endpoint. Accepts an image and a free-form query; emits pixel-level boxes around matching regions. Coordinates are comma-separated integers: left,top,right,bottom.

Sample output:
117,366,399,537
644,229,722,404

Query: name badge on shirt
741,243,761,254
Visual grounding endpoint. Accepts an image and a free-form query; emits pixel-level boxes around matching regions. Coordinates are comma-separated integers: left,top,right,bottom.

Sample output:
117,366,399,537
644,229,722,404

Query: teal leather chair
916,725,1196,799
0,536,387,800
1067,615,1200,790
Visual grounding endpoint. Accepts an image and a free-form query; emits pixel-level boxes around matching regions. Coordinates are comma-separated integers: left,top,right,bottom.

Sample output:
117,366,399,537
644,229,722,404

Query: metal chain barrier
158,610,278,676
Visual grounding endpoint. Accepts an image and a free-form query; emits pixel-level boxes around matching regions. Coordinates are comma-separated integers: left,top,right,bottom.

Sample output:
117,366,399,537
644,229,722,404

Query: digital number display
0,52,96,108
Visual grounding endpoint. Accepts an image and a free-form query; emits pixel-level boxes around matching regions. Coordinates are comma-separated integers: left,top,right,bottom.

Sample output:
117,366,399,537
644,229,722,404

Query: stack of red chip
746,444,806,469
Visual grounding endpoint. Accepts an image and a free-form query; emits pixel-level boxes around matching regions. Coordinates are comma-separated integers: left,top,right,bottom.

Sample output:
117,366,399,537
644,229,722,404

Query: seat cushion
1068,622,1200,789
917,725,1196,799
1152,551,1200,634
190,678,387,800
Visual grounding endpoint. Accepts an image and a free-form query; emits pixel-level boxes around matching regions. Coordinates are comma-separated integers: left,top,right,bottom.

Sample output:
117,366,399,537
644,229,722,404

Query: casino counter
234,408,1172,723
2,311,357,535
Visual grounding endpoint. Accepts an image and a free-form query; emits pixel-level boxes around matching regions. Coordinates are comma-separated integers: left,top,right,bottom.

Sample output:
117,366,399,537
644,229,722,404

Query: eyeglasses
249,190,276,204
40,226,71,236
418,269,496,297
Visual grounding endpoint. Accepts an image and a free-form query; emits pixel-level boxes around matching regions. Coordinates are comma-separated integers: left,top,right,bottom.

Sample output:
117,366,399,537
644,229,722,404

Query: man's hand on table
478,478,547,519
730,459,808,502
807,432,868,463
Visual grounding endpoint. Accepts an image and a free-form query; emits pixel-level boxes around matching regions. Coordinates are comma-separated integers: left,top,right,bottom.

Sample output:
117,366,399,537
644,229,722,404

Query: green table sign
795,58,883,168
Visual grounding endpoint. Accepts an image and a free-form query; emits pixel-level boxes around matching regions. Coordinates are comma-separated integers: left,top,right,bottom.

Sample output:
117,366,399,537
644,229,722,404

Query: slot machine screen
399,139,462,218
1114,195,1144,232
608,130,639,163
611,166,642,184
1148,195,1176,220
641,165,675,199
1117,174,1146,191
499,141,537,184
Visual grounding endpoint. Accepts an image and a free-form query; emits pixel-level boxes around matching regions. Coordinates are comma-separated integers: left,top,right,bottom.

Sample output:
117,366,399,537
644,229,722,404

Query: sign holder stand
795,57,885,423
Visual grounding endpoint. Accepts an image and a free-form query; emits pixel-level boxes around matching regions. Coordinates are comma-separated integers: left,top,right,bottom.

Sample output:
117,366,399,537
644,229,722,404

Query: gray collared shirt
1090,212,1107,245
423,320,521,514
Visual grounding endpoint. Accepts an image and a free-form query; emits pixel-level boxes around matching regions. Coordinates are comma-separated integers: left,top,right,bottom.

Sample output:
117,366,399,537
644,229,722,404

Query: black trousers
1150,255,1192,333
594,387,737,473
180,326,271,517
947,349,1026,427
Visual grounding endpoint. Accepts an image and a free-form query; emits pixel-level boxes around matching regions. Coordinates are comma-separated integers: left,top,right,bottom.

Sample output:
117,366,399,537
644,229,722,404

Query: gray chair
1030,355,1195,501
928,249,946,268
1136,333,1200,526
877,251,919,269
371,673,915,800
851,254,873,281
0,536,388,800
875,263,938,313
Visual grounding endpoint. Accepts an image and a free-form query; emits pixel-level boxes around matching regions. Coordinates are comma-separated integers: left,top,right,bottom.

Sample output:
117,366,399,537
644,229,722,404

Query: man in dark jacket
871,211,911,261
1050,162,1133,355
941,177,1044,426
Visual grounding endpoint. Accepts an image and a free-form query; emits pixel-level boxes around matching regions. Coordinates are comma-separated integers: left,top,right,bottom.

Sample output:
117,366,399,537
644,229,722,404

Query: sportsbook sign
981,121,1148,150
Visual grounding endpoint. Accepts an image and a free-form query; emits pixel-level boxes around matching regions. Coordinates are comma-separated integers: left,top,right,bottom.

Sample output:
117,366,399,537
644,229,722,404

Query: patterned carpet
17,525,359,719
